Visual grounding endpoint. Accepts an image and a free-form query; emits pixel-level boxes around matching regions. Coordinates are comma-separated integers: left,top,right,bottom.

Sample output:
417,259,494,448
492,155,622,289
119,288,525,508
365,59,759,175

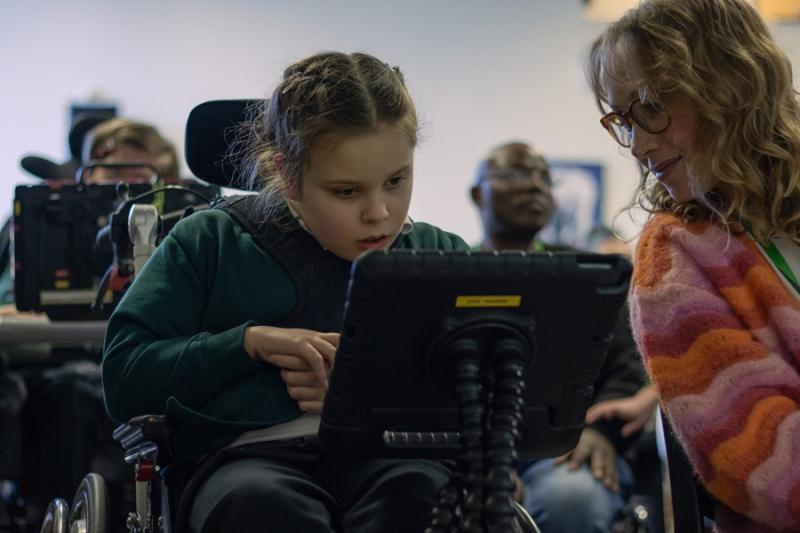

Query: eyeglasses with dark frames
486,167,552,187
599,99,671,147
77,161,161,185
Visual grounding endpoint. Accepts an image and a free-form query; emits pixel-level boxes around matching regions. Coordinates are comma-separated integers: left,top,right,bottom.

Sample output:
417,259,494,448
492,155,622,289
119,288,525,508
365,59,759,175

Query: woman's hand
244,325,339,388
585,384,660,438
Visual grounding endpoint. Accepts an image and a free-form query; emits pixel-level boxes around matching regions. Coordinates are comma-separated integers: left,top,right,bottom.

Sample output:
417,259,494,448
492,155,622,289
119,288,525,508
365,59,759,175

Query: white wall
3,1,800,244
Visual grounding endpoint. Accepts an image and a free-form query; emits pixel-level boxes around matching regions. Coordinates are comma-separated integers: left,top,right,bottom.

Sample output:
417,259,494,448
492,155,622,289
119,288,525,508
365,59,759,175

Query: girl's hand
244,325,339,388
585,384,660,438
281,367,327,413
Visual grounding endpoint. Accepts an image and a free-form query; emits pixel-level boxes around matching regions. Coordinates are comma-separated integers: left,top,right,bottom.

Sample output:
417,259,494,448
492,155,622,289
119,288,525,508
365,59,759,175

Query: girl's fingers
267,354,310,371
294,343,329,387
281,369,320,386
286,385,325,402
319,332,341,348
298,401,324,414
309,337,338,367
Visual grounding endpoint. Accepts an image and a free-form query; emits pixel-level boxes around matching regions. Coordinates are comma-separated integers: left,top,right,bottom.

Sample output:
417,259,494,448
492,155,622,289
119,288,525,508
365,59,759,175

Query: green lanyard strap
760,238,800,294
741,220,800,294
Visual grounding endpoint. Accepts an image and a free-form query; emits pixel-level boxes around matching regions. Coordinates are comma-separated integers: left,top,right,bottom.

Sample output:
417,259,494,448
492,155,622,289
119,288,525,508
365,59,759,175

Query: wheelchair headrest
19,155,79,182
70,112,117,159
184,99,262,190
19,113,116,182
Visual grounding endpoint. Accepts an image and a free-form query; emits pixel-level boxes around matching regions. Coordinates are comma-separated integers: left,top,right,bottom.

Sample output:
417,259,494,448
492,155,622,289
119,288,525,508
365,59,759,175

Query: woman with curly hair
588,0,800,531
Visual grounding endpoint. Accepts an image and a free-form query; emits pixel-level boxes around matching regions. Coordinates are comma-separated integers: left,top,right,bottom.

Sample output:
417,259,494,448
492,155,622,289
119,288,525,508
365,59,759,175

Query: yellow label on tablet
455,295,522,308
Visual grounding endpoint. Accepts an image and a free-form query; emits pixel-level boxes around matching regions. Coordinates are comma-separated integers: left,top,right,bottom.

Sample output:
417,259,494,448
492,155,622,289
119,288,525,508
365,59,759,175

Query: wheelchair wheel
68,473,109,533
39,498,69,533
511,500,542,533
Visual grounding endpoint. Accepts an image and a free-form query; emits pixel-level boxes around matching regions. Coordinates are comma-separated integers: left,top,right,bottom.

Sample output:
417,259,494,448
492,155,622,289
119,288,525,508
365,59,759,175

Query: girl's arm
101,226,262,422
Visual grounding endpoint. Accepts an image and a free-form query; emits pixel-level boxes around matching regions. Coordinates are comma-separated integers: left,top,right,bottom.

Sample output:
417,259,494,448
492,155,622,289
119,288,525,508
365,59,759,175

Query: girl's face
603,77,711,203
286,123,414,261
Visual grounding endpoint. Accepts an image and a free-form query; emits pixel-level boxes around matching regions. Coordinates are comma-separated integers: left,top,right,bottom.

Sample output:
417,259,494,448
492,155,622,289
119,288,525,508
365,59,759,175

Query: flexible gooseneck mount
426,319,532,533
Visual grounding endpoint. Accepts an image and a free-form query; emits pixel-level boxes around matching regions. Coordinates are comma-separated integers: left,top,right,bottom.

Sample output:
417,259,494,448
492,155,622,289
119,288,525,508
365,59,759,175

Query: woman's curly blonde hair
588,0,800,243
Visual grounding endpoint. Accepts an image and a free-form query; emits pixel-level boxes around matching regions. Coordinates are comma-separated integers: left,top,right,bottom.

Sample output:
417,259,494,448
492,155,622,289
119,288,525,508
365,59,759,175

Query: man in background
470,141,644,533
471,142,556,253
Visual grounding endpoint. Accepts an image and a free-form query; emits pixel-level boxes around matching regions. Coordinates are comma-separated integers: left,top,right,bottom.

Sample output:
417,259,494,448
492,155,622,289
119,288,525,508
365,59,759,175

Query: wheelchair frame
39,413,541,533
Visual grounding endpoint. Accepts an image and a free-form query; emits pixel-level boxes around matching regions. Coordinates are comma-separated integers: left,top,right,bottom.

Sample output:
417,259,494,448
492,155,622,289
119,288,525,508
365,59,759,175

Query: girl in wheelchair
102,51,469,533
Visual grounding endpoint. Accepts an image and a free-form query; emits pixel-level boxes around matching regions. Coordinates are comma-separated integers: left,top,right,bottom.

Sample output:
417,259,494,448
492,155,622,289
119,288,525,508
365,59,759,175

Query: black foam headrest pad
19,155,79,181
69,113,116,159
184,99,262,189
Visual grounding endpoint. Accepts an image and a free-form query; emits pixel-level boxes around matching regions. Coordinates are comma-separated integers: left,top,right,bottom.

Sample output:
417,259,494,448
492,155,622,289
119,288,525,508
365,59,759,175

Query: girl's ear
275,153,301,201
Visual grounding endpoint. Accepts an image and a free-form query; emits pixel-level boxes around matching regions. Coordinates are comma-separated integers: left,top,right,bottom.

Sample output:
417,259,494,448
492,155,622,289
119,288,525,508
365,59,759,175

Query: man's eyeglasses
486,167,551,187
600,99,670,147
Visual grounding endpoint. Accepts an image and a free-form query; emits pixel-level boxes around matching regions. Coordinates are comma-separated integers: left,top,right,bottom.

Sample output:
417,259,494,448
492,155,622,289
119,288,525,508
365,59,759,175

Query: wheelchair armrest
112,414,172,465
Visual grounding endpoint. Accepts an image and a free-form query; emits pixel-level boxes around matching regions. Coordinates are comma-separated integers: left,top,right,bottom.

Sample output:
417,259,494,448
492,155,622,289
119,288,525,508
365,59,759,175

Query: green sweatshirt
102,208,468,457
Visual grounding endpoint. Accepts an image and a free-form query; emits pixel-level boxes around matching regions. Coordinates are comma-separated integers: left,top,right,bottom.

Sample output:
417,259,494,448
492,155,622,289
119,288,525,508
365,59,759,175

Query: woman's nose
629,123,658,160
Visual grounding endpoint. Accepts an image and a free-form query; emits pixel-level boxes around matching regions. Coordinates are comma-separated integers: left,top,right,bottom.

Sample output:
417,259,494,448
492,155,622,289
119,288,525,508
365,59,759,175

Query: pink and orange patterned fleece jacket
630,213,800,532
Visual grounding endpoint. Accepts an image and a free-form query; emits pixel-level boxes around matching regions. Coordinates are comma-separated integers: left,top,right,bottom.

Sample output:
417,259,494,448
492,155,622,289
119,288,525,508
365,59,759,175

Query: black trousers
188,446,450,533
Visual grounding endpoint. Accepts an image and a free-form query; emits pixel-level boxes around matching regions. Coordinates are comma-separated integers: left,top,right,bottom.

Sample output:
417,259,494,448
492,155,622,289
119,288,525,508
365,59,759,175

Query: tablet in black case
319,249,632,460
